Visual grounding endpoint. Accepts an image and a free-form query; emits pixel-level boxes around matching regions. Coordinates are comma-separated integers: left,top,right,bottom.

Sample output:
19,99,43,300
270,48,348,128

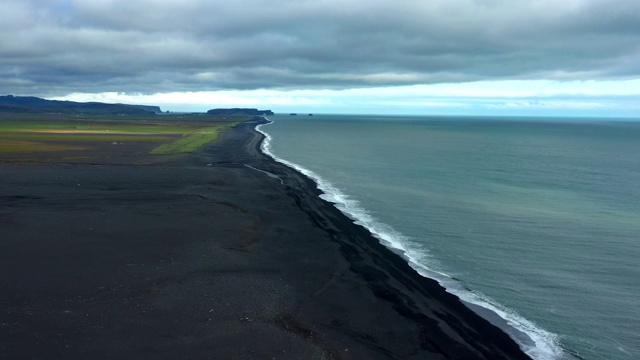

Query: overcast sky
2,0,639,116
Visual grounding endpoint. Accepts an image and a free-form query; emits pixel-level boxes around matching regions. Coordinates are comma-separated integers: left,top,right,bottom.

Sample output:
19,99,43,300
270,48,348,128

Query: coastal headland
0,115,531,359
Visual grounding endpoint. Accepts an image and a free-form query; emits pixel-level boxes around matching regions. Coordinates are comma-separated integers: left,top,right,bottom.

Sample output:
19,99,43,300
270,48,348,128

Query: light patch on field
150,126,230,155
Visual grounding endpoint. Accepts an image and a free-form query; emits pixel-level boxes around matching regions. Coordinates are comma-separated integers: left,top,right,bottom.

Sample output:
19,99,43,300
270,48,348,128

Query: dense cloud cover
2,0,639,96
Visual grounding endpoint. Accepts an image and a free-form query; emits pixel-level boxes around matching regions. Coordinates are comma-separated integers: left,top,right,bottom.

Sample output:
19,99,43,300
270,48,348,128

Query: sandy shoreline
0,117,531,359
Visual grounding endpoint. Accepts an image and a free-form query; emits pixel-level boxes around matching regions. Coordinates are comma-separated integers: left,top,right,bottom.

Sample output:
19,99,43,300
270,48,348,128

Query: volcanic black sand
0,117,532,359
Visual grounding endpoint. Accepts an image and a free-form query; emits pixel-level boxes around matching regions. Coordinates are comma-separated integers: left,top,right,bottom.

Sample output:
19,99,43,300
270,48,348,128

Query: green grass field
0,113,247,160
150,124,237,154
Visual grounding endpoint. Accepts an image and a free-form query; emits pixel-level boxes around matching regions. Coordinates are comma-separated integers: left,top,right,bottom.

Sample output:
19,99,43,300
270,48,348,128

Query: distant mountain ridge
0,95,162,115
207,108,274,116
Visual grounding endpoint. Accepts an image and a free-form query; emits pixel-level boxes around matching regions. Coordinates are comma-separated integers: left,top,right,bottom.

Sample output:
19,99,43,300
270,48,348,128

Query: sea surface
257,115,640,360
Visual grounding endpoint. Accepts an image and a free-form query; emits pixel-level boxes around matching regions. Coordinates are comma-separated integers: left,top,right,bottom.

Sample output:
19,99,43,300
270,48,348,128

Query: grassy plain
0,113,246,164
150,124,236,155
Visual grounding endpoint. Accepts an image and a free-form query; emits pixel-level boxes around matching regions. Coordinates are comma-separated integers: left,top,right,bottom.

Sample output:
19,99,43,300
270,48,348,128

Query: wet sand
0,117,531,359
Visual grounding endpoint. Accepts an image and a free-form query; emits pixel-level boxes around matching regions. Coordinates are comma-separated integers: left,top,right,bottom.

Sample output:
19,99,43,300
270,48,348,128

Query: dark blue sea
258,115,640,360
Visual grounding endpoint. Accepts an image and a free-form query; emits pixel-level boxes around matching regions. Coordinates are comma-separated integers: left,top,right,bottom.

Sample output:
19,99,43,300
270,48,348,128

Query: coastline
0,116,531,359
251,117,534,359
256,117,553,359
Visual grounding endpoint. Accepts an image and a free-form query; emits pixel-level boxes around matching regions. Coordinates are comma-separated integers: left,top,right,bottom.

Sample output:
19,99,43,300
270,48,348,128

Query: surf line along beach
0,116,531,359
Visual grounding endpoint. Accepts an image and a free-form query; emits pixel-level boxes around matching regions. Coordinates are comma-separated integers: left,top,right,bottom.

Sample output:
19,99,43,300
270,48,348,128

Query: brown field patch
0,140,86,154
29,130,168,135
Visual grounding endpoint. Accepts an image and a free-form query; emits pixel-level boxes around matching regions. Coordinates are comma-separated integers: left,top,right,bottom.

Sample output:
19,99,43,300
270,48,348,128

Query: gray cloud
1,0,639,96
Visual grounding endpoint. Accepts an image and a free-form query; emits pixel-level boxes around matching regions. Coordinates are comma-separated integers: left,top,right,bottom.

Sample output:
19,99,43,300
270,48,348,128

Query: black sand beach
0,117,531,359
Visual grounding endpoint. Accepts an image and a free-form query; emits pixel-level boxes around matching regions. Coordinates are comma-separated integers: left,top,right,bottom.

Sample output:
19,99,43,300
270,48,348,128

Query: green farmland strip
150,124,236,155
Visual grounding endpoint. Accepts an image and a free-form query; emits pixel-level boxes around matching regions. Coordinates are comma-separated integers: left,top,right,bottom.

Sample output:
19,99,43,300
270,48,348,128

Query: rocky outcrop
207,108,274,116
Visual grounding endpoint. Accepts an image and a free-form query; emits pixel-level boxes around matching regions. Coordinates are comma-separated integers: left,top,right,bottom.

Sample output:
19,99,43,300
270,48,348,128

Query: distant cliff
0,95,162,115
207,108,274,116
130,104,163,114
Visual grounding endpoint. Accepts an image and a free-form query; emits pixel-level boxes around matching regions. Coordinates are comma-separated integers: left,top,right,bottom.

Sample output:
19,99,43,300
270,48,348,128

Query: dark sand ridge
0,117,532,359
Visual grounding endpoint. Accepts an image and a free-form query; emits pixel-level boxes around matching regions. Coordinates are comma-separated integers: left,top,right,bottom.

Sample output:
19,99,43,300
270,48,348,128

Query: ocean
257,115,640,360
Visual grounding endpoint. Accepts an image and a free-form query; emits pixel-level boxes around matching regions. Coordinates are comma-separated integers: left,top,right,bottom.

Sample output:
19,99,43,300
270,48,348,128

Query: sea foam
256,118,569,360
